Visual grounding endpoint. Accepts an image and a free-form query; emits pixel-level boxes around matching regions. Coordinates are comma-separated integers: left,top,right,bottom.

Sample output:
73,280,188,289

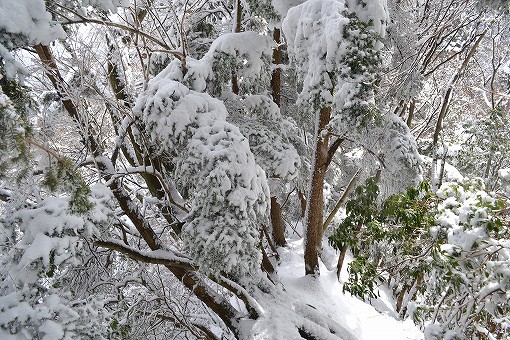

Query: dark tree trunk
304,106,331,276
271,196,287,247
336,244,348,280
269,26,287,248
271,28,282,107
231,0,242,94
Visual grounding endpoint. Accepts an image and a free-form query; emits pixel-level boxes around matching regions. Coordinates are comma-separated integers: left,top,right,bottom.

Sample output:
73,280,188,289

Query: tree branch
322,168,362,234
95,239,195,270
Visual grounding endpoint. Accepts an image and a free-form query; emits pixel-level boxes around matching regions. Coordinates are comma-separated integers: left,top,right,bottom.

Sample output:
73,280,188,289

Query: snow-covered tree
1,0,509,339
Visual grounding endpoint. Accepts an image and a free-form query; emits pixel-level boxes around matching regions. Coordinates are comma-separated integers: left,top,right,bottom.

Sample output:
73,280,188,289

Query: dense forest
1,0,509,339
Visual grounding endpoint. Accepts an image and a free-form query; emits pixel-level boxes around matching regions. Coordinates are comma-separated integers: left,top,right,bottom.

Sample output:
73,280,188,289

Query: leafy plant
330,178,510,338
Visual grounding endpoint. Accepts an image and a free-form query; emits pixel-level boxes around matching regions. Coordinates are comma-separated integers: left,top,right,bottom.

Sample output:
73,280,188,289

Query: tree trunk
336,244,348,280
298,190,307,218
304,106,331,276
231,0,242,94
270,196,287,247
438,144,447,188
271,28,282,107
484,152,493,181
406,98,416,128
268,27,287,248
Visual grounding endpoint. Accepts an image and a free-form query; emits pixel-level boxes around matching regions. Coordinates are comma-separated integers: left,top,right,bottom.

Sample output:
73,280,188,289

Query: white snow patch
277,239,424,340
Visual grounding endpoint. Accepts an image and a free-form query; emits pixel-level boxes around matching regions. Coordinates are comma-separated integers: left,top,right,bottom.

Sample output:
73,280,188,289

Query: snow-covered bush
420,179,509,338
228,95,301,195
183,31,274,96
134,66,270,277
0,87,30,179
499,168,510,195
453,108,510,189
283,0,387,125
0,184,116,339
330,178,510,338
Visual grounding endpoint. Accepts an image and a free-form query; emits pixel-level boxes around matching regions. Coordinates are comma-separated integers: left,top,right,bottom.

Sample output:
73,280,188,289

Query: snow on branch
95,239,196,270
134,71,270,278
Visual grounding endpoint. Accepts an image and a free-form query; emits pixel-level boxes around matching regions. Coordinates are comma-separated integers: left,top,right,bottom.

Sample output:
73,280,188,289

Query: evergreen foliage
0,0,508,338
330,178,510,338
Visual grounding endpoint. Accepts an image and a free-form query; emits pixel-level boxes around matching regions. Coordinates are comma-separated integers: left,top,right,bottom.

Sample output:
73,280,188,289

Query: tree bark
268,26,287,248
270,196,287,247
231,0,242,94
336,244,348,280
298,190,307,218
271,28,282,107
406,99,416,128
304,106,331,276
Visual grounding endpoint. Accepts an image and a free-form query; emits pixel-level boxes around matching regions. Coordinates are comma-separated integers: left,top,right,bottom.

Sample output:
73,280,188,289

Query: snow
39,320,64,340
282,0,349,106
179,31,273,95
272,0,307,17
82,0,130,13
229,95,301,191
421,155,464,182
499,168,510,194
275,239,424,340
282,0,387,111
134,73,270,277
0,0,65,46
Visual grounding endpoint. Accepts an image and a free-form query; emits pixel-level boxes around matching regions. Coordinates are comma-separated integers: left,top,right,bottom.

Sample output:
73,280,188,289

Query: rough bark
304,106,331,276
231,0,242,94
268,26,287,248
271,28,282,107
406,98,416,128
298,190,307,219
270,196,287,247
336,244,348,280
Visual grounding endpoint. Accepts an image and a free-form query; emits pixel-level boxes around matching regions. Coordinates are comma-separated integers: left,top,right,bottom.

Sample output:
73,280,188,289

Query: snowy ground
276,239,424,340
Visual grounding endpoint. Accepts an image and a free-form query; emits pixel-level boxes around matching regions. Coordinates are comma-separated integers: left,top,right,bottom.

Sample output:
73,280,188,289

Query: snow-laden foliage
421,179,509,338
330,178,510,338
500,168,510,195
228,95,301,195
342,112,423,199
283,0,350,108
134,66,270,277
2,0,509,338
245,0,280,22
282,0,387,125
0,0,65,48
184,31,274,96
0,0,65,78
0,87,30,179
0,184,115,339
453,108,510,188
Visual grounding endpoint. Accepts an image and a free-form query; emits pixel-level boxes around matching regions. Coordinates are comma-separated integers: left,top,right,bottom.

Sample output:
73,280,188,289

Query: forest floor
276,238,424,340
